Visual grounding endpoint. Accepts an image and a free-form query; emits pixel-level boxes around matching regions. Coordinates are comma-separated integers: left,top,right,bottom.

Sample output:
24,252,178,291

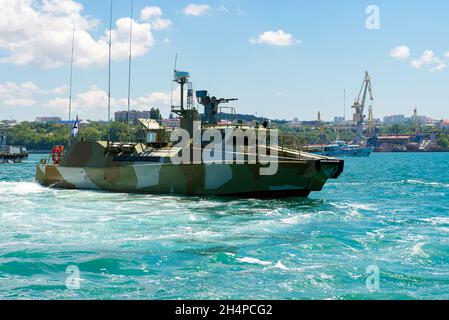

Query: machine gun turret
196,90,238,125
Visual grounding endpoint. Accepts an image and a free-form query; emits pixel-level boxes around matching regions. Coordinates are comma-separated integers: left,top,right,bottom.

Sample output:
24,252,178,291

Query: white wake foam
0,181,45,195
407,179,449,188
237,257,272,266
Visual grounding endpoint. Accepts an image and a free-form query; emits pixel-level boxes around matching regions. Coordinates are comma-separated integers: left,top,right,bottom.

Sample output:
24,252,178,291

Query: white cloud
135,91,173,106
0,0,165,69
217,5,230,13
140,6,163,21
249,30,299,47
4,98,36,107
41,0,83,15
1,80,177,118
236,7,246,16
45,97,72,109
0,82,34,98
0,81,60,99
431,63,447,72
183,4,211,16
43,86,178,120
75,85,109,112
105,18,154,63
44,86,107,118
411,50,446,72
151,19,172,31
20,82,40,93
140,6,172,30
390,46,410,60
0,81,69,109
50,85,69,95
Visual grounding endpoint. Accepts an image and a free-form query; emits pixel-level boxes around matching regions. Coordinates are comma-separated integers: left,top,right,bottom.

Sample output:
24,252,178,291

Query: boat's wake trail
0,181,46,195
407,179,449,188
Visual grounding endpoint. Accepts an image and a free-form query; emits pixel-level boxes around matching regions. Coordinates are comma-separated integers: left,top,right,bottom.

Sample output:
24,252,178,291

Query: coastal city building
440,120,449,130
36,117,62,124
413,115,433,125
114,109,161,125
382,113,434,126
0,120,17,127
334,117,346,125
383,114,406,125
301,120,321,126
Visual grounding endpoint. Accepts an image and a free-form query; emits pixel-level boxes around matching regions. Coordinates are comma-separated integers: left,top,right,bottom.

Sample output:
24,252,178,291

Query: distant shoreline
27,149,449,155
28,150,51,154
373,150,449,153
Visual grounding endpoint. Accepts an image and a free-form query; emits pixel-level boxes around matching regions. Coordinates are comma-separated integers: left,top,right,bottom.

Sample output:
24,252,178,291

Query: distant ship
315,141,373,157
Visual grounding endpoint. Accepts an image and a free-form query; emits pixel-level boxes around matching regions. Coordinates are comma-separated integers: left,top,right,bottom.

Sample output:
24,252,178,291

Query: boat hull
36,160,343,198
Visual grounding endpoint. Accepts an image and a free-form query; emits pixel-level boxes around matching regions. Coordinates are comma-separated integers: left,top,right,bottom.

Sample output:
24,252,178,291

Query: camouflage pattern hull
35,141,344,198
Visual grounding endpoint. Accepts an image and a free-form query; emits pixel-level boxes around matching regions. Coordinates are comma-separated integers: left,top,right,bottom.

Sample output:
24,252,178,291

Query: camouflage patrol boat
36,71,344,198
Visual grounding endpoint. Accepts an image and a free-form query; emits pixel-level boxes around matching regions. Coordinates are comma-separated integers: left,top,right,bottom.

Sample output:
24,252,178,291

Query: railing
218,106,236,115
38,145,65,165
0,146,24,155
279,134,303,154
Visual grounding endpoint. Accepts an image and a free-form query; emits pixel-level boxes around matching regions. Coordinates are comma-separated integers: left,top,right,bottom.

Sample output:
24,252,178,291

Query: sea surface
0,153,448,300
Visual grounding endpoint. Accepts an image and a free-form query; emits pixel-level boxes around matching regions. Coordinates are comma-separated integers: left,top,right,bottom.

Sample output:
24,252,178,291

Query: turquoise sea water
0,153,448,300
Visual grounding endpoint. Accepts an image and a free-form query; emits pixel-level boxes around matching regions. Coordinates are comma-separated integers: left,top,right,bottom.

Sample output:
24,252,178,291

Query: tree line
4,120,449,150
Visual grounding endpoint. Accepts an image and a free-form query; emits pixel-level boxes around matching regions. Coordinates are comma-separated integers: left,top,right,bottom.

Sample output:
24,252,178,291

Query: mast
126,0,134,141
107,0,113,143
170,53,178,112
68,24,75,146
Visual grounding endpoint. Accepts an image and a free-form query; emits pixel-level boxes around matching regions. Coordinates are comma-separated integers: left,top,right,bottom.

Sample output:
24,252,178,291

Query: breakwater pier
0,134,28,163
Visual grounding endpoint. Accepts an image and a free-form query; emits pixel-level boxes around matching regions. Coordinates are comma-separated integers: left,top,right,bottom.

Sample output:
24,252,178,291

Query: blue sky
0,0,448,122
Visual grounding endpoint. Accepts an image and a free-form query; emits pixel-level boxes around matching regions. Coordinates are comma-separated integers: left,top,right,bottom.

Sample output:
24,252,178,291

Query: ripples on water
0,154,449,299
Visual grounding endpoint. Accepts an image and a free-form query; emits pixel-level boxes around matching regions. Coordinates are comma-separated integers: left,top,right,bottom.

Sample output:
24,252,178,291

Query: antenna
343,89,346,120
107,0,113,128
68,24,75,122
68,23,75,146
174,53,178,71
170,53,178,109
126,0,134,141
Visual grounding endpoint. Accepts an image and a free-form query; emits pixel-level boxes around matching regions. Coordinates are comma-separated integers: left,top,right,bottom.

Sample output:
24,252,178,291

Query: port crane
317,111,326,145
367,106,374,137
352,71,373,144
413,107,421,135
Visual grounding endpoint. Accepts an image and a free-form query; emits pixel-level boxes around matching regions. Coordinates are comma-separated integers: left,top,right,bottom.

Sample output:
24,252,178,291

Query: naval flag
71,115,79,138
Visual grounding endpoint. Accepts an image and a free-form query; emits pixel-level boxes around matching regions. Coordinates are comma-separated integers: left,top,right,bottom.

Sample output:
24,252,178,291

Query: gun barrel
220,98,238,102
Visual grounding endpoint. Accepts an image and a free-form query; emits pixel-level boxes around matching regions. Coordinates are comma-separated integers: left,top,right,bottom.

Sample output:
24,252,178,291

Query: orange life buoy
51,145,64,164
